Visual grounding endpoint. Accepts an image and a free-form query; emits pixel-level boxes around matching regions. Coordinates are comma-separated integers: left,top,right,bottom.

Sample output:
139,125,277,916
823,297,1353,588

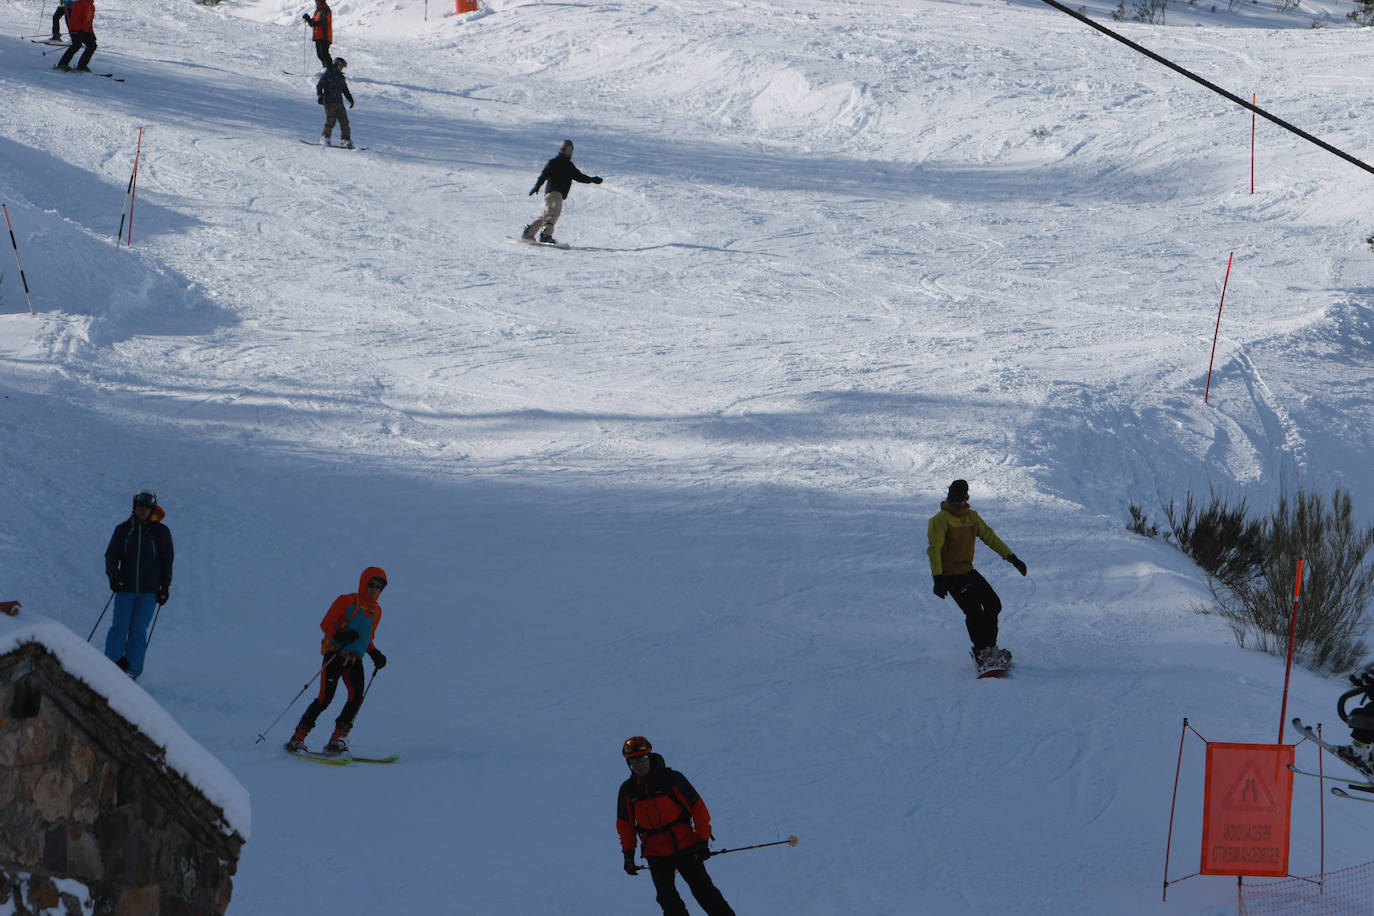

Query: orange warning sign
1200,742,1294,876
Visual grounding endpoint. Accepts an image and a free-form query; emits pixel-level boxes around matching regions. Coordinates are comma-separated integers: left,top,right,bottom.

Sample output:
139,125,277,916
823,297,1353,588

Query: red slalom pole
1204,252,1233,404
2,205,36,314
116,127,143,248
1278,557,1305,744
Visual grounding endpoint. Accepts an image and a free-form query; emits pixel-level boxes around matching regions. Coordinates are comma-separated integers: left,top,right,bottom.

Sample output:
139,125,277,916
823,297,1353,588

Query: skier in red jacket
285,567,389,756
617,736,736,916
54,0,96,72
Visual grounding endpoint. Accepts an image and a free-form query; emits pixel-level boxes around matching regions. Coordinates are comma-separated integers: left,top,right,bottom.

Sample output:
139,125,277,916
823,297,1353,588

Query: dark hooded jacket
317,68,353,106
532,154,596,199
105,508,173,594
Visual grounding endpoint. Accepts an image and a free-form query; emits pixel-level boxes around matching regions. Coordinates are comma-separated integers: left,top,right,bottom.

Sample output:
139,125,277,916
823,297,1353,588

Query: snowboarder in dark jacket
521,139,602,245
616,736,736,916
315,57,354,148
103,489,174,679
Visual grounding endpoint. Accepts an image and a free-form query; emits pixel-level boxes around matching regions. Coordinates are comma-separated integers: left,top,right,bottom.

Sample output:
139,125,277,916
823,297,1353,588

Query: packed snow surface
4,0,1374,911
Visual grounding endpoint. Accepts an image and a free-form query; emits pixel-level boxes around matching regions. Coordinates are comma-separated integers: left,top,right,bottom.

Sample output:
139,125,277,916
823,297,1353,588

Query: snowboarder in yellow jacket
928,479,1027,670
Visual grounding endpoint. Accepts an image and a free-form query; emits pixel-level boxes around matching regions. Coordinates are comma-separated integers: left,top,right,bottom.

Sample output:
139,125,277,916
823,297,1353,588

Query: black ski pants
947,568,1002,654
57,31,95,70
314,39,332,70
296,651,364,736
646,851,736,916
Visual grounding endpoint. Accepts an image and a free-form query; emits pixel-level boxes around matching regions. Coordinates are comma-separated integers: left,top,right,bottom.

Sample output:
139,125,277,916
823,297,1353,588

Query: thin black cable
1037,0,1374,178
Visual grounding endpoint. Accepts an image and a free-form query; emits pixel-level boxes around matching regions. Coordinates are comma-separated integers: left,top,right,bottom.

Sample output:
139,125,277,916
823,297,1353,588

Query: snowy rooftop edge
0,609,251,840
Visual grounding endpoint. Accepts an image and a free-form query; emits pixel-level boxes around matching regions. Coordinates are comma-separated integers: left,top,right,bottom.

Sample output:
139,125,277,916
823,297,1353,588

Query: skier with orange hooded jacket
617,736,736,916
285,567,389,756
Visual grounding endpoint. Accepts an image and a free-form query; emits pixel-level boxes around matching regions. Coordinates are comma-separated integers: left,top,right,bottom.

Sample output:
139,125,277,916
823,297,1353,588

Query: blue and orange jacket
616,754,713,857
319,566,384,659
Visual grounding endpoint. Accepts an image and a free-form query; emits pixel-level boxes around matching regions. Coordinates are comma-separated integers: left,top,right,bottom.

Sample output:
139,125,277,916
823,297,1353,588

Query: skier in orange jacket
285,566,388,756
302,0,333,70
617,737,736,916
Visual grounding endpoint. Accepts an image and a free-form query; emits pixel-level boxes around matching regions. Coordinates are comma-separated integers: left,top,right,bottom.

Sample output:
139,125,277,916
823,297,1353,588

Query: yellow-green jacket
927,501,1012,576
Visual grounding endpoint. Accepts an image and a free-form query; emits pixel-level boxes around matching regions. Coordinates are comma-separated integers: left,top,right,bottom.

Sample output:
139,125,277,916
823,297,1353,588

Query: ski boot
1338,741,1374,779
322,733,350,756
538,233,558,245
284,730,308,753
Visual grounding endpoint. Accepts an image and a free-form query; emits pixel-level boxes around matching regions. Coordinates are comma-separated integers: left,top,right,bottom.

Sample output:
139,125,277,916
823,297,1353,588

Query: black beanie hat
947,479,969,502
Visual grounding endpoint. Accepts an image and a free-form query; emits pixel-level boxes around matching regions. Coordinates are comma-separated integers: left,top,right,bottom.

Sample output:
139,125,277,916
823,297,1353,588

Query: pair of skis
287,748,398,767
1289,718,1374,802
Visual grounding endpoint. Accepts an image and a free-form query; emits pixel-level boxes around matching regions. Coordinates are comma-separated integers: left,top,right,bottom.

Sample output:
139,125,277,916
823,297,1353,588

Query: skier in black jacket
103,489,174,679
521,139,602,245
315,57,355,148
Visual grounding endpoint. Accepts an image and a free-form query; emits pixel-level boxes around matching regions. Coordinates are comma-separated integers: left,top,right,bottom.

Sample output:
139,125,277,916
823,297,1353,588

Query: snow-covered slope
3,0,1374,911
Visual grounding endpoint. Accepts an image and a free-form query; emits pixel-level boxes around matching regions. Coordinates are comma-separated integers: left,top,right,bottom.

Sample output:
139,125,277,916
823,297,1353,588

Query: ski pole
361,666,381,703
119,127,144,248
86,592,115,642
255,666,323,743
707,835,799,858
145,601,164,651
2,205,36,314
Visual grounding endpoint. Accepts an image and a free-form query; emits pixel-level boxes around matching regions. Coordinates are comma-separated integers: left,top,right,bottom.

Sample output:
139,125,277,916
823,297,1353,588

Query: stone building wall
0,643,244,916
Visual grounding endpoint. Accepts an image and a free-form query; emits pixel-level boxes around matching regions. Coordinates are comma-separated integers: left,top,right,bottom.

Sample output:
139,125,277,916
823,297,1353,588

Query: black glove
932,574,950,599
368,647,387,669
693,841,712,862
348,99,354,108
334,628,359,644
591,176,603,184
302,12,311,21
156,585,169,606
1006,554,1027,576
317,96,324,105
529,186,540,196
109,577,121,593
622,850,638,876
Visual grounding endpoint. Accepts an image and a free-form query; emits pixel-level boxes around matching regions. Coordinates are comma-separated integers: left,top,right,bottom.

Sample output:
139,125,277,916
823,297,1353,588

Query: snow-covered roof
0,608,250,840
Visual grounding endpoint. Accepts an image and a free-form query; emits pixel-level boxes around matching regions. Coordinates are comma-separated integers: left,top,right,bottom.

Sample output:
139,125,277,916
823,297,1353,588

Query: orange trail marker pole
1278,557,1305,744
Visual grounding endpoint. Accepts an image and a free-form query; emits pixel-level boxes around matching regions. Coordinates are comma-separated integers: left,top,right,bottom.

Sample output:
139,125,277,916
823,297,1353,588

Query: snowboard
975,649,1013,679
298,140,368,150
509,236,571,250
